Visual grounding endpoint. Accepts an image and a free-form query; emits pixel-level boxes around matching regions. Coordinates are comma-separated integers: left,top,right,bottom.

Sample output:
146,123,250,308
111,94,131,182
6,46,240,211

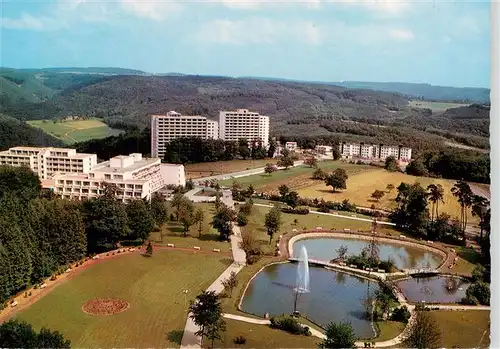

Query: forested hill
0,115,64,150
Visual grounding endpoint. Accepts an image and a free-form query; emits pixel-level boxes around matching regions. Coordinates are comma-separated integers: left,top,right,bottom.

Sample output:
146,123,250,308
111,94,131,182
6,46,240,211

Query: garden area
13,250,229,348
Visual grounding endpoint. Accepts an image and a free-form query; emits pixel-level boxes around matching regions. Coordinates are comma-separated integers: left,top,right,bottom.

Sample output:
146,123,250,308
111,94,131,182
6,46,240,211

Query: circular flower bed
82,298,130,316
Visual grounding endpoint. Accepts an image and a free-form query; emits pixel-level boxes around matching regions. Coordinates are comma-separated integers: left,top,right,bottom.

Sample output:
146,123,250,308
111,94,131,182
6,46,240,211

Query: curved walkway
180,193,246,349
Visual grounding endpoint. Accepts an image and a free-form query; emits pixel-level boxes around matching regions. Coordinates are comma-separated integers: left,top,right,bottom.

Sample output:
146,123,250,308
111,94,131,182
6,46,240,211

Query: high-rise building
150,111,219,158
0,146,97,179
218,109,269,147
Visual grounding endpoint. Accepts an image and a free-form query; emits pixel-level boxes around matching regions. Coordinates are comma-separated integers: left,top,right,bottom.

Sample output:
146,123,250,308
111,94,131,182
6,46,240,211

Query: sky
0,0,491,88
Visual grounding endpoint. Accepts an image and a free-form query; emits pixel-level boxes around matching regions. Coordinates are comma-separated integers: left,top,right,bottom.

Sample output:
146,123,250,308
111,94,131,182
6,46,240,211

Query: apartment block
315,145,333,155
160,163,186,187
339,143,412,162
150,111,219,158
0,146,97,179
44,153,181,202
218,109,269,147
285,142,298,152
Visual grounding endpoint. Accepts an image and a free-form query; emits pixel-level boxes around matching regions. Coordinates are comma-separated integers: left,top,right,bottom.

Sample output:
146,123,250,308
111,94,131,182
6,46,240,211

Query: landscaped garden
13,250,229,348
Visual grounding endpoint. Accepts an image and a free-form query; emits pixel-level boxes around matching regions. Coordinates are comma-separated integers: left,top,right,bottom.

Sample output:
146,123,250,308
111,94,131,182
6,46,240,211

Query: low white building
161,163,186,187
285,142,298,152
44,153,185,202
0,146,97,179
315,145,333,155
339,143,412,162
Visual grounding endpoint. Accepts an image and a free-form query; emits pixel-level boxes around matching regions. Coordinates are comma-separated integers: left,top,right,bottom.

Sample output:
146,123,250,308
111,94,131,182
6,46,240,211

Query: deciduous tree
325,168,348,193
189,291,225,347
403,309,441,349
221,271,238,297
126,199,155,241
264,205,282,244
371,190,385,202
211,203,237,240
194,208,205,238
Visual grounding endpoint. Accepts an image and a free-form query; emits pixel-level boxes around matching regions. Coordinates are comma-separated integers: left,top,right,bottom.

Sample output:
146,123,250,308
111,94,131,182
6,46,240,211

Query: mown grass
27,119,122,143
15,250,228,348
149,203,232,253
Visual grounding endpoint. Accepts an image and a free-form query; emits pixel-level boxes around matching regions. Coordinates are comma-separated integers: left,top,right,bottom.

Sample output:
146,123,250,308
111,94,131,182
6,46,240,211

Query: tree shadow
220,258,234,267
199,234,221,242
318,189,337,194
457,247,480,264
367,199,378,203
167,330,184,345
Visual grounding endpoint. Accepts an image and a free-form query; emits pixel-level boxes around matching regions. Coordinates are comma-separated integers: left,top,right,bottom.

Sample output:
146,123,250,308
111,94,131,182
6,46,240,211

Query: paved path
193,160,304,183
254,203,396,226
180,192,246,349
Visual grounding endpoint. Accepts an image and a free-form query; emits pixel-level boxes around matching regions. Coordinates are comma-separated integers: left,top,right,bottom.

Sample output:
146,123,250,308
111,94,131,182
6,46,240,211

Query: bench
167,243,175,248
193,246,201,250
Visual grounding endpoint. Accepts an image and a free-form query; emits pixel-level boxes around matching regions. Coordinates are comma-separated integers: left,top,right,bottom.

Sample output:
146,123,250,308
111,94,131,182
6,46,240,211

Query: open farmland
185,159,276,179
14,250,228,348
297,168,478,223
27,119,123,143
220,161,374,193
409,100,469,112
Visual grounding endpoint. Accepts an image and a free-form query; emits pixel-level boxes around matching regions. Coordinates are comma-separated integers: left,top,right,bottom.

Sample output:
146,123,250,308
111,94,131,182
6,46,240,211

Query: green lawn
27,119,123,144
15,250,229,348
219,161,374,191
408,101,469,112
149,203,232,253
375,321,406,342
433,310,490,348
210,319,320,348
453,246,481,275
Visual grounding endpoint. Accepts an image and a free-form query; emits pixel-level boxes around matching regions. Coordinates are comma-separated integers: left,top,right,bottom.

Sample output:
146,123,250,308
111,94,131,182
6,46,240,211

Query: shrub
269,315,311,336
281,207,309,215
50,275,57,281
460,296,479,305
246,254,261,265
391,306,411,323
233,336,247,344
28,291,32,296
237,213,248,226
466,281,490,305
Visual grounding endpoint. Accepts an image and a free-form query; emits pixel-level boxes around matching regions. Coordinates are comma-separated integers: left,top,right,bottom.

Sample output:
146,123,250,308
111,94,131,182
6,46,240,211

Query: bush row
269,315,312,336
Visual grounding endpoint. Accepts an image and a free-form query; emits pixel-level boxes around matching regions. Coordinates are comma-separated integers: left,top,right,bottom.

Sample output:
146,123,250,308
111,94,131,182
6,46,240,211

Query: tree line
0,166,169,307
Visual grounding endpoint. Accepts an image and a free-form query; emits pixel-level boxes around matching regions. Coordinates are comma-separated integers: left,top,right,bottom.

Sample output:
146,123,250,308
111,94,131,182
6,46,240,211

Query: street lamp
183,289,189,309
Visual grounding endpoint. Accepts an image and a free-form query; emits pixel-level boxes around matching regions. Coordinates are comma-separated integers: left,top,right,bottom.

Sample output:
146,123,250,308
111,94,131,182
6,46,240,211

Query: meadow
297,168,472,221
432,310,490,348
408,100,469,112
14,250,228,348
27,119,123,143
219,161,374,192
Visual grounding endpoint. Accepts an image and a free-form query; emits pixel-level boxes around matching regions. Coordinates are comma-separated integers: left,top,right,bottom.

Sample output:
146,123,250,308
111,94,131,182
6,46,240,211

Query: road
193,160,304,183
469,182,491,200
179,191,246,349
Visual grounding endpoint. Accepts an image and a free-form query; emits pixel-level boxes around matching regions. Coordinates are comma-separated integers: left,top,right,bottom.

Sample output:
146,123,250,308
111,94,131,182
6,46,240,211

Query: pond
241,263,379,339
293,238,443,270
396,275,470,304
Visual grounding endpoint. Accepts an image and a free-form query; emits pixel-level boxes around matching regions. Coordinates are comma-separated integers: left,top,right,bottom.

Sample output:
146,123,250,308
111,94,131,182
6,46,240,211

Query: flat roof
91,158,160,174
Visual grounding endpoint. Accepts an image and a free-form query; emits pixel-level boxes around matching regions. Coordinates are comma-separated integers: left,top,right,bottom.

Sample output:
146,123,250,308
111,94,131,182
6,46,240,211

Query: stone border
286,230,449,270
81,298,130,316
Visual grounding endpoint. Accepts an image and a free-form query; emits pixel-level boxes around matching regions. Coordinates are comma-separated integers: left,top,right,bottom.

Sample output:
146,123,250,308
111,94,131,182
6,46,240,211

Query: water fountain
292,245,310,316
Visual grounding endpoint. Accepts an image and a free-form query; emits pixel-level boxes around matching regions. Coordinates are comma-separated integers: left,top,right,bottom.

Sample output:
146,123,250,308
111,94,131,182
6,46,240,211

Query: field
408,100,469,112
14,250,228,348
210,319,320,348
149,203,232,253
185,159,277,179
297,168,476,223
220,161,374,193
27,119,123,143
432,310,490,348
376,321,406,342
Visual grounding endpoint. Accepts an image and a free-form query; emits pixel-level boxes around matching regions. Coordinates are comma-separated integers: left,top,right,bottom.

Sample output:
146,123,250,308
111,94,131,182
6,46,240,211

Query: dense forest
0,166,168,306
0,115,64,150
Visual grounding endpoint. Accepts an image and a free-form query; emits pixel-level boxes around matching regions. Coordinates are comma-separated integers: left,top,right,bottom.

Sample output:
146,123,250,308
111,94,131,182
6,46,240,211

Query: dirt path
0,245,231,323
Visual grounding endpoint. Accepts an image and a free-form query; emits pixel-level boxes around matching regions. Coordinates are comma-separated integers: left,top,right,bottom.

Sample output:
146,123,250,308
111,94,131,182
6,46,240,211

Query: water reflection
396,276,470,303
293,238,442,270
241,263,378,338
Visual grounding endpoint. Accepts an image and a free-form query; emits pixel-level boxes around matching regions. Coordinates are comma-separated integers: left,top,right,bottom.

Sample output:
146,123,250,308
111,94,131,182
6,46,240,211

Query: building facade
45,153,172,202
150,111,219,158
160,163,186,187
0,146,97,179
218,109,269,147
339,143,412,162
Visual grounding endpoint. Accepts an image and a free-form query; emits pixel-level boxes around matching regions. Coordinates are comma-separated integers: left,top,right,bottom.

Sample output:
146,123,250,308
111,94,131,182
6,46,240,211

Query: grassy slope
185,159,277,179
15,250,228,348
27,119,123,144
409,100,469,112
